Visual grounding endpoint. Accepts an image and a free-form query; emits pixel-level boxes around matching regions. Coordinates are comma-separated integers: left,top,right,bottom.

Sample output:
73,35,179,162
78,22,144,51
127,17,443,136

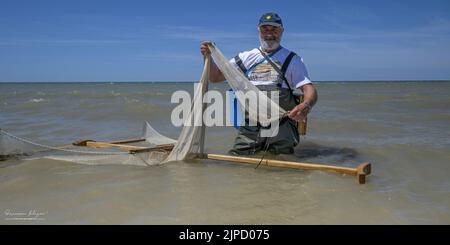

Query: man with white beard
200,12,318,155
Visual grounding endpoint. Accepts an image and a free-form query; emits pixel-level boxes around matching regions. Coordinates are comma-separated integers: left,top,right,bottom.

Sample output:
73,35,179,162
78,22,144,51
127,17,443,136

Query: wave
28,98,46,103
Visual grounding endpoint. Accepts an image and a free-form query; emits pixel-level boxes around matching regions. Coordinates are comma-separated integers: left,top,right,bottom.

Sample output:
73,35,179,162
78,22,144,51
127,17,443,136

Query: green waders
229,85,300,155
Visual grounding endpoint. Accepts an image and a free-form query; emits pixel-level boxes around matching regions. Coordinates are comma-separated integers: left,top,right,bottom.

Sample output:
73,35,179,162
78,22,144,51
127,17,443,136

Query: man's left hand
288,102,311,122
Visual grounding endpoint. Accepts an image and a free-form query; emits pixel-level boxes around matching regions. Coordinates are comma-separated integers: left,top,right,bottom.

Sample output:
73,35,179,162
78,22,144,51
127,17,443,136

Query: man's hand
288,84,317,122
288,102,311,122
200,41,213,57
200,41,225,83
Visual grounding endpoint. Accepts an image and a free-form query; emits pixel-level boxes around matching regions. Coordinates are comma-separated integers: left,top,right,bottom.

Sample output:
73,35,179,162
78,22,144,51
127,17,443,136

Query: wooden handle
108,138,146,144
298,95,307,135
205,154,371,184
129,144,174,153
73,138,145,146
298,118,307,136
85,141,149,151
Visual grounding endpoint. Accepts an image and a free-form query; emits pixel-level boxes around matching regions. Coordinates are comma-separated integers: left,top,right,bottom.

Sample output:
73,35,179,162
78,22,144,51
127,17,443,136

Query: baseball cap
258,12,283,28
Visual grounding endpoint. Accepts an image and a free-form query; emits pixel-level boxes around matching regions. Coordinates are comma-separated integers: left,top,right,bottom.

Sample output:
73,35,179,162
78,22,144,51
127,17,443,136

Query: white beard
259,34,282,51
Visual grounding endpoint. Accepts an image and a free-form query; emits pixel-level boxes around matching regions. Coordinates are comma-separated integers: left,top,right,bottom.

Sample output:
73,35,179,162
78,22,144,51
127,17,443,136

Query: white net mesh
209,43,286,127
143,121,177,146
0,56,210,166
0,43,286,166
163,55,210,162
0,126,167,166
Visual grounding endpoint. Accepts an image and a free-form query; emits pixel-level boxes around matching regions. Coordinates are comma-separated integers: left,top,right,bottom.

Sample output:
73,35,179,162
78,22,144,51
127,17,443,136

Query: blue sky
1,0,449,82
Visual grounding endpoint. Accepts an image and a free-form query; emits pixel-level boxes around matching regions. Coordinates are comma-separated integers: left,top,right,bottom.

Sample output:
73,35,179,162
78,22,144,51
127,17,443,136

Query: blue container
226,89,244,129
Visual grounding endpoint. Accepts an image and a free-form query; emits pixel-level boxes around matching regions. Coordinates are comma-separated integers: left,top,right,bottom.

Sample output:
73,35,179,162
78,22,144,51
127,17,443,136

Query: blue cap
258,12,283,28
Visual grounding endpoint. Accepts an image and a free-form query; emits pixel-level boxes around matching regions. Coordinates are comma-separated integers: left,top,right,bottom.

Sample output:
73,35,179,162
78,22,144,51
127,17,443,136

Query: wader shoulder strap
234,55,247,75
281,51,297,78
258,48,301,105
258,49,298,93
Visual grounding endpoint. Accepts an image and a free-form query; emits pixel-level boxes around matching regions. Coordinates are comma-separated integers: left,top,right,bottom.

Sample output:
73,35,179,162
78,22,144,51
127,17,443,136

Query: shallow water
1,81,449,224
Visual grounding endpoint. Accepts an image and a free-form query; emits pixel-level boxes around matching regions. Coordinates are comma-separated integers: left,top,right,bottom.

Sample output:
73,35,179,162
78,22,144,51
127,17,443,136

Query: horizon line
1,80,450,83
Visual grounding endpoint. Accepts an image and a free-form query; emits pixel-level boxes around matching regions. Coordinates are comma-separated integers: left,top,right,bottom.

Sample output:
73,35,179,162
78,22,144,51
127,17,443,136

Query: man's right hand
288,102,311,122
200,41,212,57
200,41,225,83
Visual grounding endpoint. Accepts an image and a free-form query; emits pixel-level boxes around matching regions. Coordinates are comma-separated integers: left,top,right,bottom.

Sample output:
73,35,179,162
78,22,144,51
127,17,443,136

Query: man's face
258,25,283,51
259,25,283,40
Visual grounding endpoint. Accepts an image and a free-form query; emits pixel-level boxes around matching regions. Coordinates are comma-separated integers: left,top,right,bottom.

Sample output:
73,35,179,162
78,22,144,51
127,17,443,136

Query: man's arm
200,41,225,83
288,83,318,122
301,83,317,108
208,60,226,83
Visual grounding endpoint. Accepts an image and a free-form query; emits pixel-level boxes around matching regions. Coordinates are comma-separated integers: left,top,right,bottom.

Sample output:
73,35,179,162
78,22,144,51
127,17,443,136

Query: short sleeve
286,55,312,89
229,54,241,72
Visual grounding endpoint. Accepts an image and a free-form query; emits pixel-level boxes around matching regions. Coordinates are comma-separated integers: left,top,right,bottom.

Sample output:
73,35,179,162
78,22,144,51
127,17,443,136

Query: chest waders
229,50,301,156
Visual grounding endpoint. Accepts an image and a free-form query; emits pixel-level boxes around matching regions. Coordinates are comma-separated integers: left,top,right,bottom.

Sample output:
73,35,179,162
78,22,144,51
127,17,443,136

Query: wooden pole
199,55,210,156
129,144,174,153
72,138,145,146
205,153,371,184
72,138,171,152
84,141,148,151
71,133,371,184
298,94,307,135
108,138,146,144
299,118,307,136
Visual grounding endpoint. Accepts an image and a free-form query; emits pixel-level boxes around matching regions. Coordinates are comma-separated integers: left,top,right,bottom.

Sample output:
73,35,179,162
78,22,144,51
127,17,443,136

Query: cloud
156,25,255,42
280,18,450,80
287,18,450,45
316,5,382,30
284,18,450,54
0,39,131,46
135,53,199,61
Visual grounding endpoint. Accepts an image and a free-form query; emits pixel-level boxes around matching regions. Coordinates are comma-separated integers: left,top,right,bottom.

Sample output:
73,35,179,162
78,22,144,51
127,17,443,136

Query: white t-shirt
229,46,312,89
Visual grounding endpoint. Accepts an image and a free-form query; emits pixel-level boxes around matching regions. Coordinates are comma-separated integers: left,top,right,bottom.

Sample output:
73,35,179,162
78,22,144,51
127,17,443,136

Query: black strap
257,48,293,90
234,55,247,75
257,48,299,104
281,51,296,78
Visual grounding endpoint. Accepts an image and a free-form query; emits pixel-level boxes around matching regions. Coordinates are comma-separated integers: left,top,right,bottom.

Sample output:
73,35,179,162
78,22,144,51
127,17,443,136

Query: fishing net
209,43,286,129
0,43,286,166
0,55,210,166
162,55,210,162
0,123,172,166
